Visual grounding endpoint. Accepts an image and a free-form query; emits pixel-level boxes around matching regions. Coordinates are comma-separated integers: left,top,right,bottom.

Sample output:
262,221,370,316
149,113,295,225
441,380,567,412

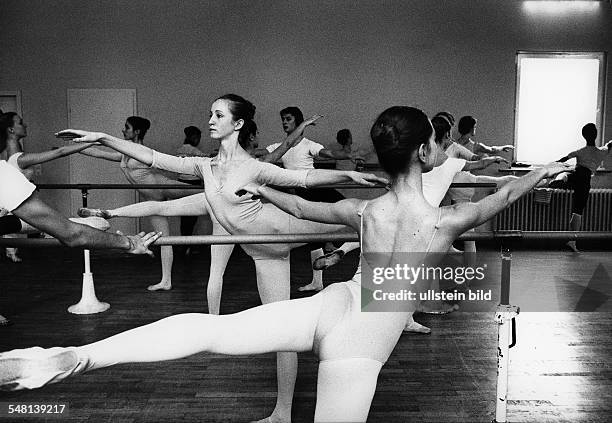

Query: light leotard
150,152,348,260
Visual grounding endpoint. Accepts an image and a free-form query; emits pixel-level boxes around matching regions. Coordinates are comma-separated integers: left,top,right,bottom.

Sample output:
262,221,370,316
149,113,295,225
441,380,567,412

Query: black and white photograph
1,1,611,422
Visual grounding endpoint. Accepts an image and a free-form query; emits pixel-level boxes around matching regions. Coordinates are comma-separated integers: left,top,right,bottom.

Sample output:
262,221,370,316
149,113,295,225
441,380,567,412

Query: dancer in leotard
0,112,94,261
550,123,612,252
312,113,514,332
78,115,323,315
311,114,511,269
58,95,383,423
77,116,196,291
1,105,570,422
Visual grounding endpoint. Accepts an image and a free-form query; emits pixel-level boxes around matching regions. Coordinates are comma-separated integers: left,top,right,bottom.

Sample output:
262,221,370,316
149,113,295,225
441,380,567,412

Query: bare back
360,191,454,261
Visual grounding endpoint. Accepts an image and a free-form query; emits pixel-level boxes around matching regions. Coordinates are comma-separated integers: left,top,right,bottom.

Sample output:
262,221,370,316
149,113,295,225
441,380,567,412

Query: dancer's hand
498,145,514,152
120,231,162,256
348,171,389,187
55,129,104,143
235,183,263,199
541,162,574,178
483,156,509,167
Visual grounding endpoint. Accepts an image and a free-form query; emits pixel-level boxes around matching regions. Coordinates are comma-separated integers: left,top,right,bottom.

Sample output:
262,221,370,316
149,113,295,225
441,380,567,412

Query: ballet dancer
333,129,368,171
0,112,94,261
311,113,514,332
79,115,324,316
550,123,612,252
58,94,384,423
456,115,514,156
77,116,197,291
313,114,511,270
1,105,571,423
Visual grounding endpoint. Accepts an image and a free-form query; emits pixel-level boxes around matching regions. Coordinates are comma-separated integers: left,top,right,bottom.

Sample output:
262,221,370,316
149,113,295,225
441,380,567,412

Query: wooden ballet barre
1,231,611,247
35,182,497,190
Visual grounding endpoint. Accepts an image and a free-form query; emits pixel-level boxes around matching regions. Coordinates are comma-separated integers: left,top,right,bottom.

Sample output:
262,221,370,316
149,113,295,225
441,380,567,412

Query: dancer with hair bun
57,94,384,423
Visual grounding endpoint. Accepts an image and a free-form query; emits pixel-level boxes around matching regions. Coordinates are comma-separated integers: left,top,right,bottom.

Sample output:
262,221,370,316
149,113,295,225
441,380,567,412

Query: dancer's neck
217,136,251,163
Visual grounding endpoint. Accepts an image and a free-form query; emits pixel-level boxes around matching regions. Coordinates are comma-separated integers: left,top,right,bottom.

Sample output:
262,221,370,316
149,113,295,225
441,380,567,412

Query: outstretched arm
557,150,577,162
255,159,388,188
57,130,154,164
304,169,388,187
79,146,124,162
57,130,200,176
261,115,323,164
447,162,573,234
16,144,95,168
239,183,362,228
474,142,514,156
462,155,508,171
12,192,160,254
317,148,352,160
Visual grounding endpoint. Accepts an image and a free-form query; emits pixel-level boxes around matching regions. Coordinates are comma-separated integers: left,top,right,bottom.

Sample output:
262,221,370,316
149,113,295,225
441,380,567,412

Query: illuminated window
514,52,605,163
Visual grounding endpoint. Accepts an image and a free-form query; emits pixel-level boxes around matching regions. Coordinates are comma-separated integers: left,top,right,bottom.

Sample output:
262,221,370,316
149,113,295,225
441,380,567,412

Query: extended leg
80,193,208,219
0,295,323,391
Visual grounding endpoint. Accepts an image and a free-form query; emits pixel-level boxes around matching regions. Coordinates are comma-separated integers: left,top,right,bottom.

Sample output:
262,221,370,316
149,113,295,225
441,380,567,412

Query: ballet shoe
312,249,345,270
77,208,111,219
403,321,431,334
69,217,111,232
565,241,579,253
147,282,172,291
297,281,324,292
0,346,81,391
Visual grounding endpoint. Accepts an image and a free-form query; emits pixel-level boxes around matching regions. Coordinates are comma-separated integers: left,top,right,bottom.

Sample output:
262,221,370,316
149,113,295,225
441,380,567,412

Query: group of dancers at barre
3,92,607,422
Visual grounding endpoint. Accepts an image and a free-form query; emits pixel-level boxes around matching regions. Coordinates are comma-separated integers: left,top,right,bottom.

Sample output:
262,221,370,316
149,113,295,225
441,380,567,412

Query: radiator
495,188,612,231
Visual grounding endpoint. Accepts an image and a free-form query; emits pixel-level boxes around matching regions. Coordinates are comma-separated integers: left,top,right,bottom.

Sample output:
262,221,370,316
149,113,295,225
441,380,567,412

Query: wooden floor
1,244,611,422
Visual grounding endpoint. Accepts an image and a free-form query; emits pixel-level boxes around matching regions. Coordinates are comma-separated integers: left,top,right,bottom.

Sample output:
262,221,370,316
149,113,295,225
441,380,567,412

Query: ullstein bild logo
359,252,611,313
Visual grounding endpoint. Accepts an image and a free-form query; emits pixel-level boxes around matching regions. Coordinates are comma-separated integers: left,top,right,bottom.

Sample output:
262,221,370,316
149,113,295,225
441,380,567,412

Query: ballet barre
1,230,611,247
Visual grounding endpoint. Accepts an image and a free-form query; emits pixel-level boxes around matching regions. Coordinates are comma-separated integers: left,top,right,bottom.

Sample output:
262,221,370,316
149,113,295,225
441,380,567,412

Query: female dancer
456,115,514,156
312,114,510,269
1,105,570,422
0,112,93,262
78,115,323,316
311,113,514,332
77,116,196,291
59,95,382,423
551,123,612,251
